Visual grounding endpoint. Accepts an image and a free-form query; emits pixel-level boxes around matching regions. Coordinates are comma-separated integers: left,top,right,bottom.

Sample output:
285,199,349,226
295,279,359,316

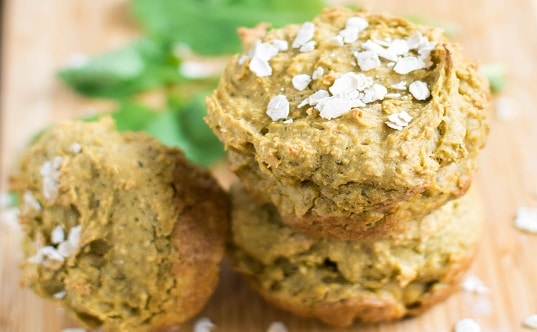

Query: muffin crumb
514,207,537,233
193,317,216,332
454,318,481,332
523,314,537,329
461,275,490,295
267,321,288,332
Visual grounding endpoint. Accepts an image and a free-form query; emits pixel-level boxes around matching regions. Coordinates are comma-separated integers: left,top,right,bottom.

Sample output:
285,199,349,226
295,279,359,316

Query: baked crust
206,7,490,234
11,118,230,331
229,184,482,327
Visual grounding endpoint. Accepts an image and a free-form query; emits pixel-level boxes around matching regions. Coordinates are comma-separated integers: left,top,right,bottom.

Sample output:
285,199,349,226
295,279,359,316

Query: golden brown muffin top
206,7,490,216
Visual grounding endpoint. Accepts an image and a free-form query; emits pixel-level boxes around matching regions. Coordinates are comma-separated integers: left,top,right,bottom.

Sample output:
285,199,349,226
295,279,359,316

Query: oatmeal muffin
11,118,229,332
229,184,483,327
206,7,489,237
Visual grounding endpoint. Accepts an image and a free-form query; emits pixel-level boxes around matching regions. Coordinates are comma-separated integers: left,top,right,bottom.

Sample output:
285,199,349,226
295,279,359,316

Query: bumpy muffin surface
206,7,489,224
11,118,229,332
229,184,482,327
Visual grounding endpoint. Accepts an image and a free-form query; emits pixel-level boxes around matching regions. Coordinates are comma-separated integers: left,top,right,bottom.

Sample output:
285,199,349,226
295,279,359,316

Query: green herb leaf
112,101,158,131
144,110,185,148
131,0,325,55
58,38,184,98
480,63,506,94
104,97,225,166
174,94,226,166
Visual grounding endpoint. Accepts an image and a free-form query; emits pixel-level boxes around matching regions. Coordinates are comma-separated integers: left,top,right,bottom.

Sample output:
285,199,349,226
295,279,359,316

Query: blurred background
1,0,537,331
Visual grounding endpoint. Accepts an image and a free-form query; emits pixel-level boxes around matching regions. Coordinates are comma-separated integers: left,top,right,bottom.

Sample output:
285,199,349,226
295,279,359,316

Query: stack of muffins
206,7,490,327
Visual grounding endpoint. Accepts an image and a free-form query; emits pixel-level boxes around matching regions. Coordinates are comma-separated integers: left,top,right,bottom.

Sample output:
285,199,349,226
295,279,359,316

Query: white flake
315,96,364,120
409,81,431,100
28,250,44,264
514,207,537,233
245,40,287,77
283,119,294,124
40,156,63,201
329,35,344,46
307,90,331,106
193,317,216,332
267,95,290,121
385,93,402,99
386,111,413,130
272,39,289,52
68,225,82,248
180,61,215,79
387,39,410,56
40,246,65,265
394,56,426,74
418,42,436,58
70,142,82,154
292,22,315,48
299,41,316,53
58,241,76,258
406,32,436,68
391,81,407,90
23,191,41,212
454,318,481,332
338,27,360,44
407,31,435,53
50,225,81,259
373,38,393,47
53,290,67,299
249,57,272,77
253,42,279,61
407,31,427,49
334,16,369,43
419,45,436,67
292,74,312,91
362,40,398,62
238,55,249,65
267,321,288,332
329,73,373,97
361,84,387,103
355,50,381,71
523,314,537,329
312,67,324,79
298,90,330,108
346,17,369,31
51,226,65,244
462,275,490,295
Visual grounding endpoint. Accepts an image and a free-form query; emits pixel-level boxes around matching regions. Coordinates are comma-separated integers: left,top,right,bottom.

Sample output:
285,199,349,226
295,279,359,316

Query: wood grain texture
1,0,537,331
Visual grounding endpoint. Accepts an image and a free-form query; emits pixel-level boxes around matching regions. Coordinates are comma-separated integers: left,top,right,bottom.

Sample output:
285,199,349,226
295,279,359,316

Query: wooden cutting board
2,0,537,331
